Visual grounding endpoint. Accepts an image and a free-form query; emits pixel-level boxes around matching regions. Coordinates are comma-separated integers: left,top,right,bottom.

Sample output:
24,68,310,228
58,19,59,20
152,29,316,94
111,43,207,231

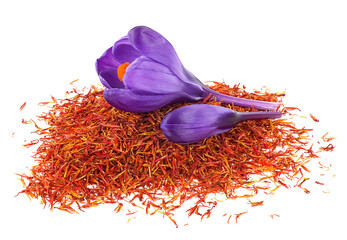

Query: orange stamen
117,62,130,81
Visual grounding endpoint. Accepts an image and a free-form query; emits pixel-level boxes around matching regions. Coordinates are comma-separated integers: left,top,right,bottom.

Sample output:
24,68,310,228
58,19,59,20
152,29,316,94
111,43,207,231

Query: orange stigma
117,62,130,81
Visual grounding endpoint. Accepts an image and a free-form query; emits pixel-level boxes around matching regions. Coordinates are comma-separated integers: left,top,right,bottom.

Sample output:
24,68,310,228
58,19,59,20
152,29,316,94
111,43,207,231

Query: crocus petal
128,26,203,86
99,68,125,89
103,88,183,113
126,56,173,76
112,36,141,64
123,57,203,98
96,47,120,75
128,26,181,70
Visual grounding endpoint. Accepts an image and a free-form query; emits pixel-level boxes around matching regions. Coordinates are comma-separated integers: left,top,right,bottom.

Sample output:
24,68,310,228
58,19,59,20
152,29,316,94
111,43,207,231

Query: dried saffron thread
17,81,334,226
20,102,26,111
270,214,280,219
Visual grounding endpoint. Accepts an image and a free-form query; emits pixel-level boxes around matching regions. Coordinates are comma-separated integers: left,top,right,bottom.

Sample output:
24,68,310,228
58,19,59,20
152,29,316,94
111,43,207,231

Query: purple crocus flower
96,26,280,113
161,104,282,144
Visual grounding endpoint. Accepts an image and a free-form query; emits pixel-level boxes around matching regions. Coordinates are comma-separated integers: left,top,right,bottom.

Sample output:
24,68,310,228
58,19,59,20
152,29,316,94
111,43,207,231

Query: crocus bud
160,104,282,144
96,26,280,113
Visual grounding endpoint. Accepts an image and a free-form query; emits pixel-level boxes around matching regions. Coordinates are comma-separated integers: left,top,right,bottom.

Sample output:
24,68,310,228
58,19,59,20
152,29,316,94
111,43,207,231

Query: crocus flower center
117,62,130,81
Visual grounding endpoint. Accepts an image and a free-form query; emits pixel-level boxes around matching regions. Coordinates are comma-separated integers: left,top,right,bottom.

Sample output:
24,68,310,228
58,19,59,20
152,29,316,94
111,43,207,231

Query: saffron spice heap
18,82,334,226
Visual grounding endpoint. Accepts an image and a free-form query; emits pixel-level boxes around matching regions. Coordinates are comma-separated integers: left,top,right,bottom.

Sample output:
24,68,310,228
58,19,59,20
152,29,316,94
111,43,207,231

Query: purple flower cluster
96,26,281,144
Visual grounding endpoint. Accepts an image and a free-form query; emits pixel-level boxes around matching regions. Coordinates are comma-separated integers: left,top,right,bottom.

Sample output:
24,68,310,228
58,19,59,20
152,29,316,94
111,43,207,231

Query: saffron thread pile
17,81,334,226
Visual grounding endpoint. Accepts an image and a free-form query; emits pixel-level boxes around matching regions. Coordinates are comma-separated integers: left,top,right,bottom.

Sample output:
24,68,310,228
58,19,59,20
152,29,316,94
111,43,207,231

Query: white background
1,0,346,239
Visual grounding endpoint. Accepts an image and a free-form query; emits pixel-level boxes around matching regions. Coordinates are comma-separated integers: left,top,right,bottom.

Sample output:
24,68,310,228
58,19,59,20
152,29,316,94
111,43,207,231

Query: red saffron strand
20,102,26,111
270,214,280,219
235,212,248,223
310,113,319,122
249,200,264,207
